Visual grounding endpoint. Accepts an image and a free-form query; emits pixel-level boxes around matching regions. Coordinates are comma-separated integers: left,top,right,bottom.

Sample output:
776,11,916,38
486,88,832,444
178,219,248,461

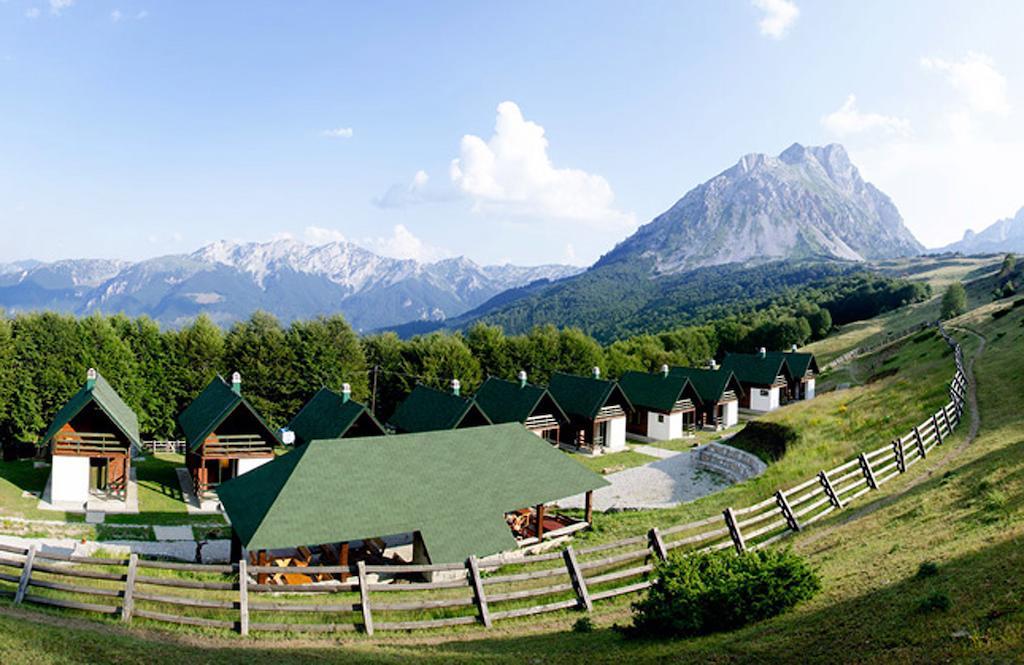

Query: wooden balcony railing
53,432,128,456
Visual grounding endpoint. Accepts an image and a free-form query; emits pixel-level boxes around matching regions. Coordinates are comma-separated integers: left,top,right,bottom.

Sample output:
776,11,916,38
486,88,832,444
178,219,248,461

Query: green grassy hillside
1,284,1022,664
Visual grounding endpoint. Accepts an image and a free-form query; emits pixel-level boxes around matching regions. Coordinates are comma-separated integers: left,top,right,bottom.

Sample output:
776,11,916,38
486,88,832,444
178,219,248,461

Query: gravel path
630,445,683,460
561,448,731,511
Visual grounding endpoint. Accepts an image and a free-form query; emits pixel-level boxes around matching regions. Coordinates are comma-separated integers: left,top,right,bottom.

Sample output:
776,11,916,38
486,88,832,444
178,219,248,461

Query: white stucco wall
51,455,90,504
646,411,682,440
605,416,627,451
805,379,816,400
721,400,739,427
749,387,780,412
236,457,272,476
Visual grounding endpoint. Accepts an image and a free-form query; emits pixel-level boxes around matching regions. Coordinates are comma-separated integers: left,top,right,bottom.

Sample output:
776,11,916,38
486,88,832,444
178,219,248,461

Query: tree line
0,276,927,442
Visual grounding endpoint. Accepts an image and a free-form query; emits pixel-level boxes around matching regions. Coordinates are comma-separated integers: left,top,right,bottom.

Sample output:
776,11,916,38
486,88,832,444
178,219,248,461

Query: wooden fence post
858,453,878,490
933,414,943,445
562,546,592,612
648,527,668,562
238,558,249,636
913,426,927,459
775,490,800,531
466,555,491,628
121,553,138,623
893,438,906,474
357,560,374,636
941,405,953,435
723,508,746,554
14,544,36,605
819,471,843,509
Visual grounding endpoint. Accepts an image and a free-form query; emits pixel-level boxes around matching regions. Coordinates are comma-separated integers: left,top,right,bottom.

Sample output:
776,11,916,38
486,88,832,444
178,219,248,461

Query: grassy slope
2,287,1022,662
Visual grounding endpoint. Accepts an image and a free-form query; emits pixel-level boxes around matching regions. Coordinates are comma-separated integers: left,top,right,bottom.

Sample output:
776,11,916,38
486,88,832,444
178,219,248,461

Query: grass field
569,448,653,474
1,284,1022,662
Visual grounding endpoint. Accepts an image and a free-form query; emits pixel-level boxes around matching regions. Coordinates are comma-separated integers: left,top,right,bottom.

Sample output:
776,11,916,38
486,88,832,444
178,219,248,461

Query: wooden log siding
1,327,966,636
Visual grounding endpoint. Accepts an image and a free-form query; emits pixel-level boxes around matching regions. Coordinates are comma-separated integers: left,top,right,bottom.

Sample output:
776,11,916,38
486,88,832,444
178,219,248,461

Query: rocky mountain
0,239,580,330
935,207,1024,255
597,143,923,273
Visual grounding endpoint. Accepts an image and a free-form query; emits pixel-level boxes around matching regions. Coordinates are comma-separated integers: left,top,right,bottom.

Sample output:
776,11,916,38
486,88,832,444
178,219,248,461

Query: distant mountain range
935,206,1024,255
0,240,580,330
392,143,926,339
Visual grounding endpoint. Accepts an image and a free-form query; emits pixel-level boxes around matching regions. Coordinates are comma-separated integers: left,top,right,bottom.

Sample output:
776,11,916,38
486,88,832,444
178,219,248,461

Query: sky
1,0,1022,267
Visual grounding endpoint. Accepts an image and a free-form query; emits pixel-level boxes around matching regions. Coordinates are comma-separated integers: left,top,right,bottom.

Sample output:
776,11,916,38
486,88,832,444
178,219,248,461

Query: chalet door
89,457,109,494
595,420,608,448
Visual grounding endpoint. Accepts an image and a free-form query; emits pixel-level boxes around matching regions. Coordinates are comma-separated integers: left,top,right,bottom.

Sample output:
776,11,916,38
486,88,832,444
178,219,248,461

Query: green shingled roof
618,371,700,412
287,387,386,446
473,377,569,425
41,371,141,449
669,367,745,403
547,372,632,421
387,385,492,433
770,351,819,378
177,376,280,452
721,352,793,387
217,423,609,562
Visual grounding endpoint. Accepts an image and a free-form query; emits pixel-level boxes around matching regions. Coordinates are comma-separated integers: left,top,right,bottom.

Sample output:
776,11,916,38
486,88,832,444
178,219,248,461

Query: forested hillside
0,267,929,442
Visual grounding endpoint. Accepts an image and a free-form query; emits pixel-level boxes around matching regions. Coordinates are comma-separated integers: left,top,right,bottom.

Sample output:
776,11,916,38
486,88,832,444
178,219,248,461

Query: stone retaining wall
694,442,767,483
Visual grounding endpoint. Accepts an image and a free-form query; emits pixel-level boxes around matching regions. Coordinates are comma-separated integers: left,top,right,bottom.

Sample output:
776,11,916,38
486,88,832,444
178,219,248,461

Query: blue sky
2,1,1022,266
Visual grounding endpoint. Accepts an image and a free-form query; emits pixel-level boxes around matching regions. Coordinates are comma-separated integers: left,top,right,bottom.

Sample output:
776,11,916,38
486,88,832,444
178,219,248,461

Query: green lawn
568,449,652,474
630,424,743,453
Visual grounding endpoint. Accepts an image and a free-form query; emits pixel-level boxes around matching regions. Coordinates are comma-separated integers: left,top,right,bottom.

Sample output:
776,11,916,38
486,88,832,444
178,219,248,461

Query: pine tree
170,314,226,418
223,311,296,428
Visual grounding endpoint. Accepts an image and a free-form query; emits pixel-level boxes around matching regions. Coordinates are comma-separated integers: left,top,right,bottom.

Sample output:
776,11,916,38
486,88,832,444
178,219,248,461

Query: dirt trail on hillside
801,328,985,547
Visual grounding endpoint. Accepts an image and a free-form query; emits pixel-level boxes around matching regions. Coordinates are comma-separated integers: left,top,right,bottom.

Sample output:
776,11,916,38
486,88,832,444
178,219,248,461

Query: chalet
472,372,569,445
547,369,633,453
669,366,745,429
218,423,609,572
387,382,492,434
40,368,140,506
618,366,702,441
178,373,281,498
720,349,795,413
775,347,819,401
287,384,386,447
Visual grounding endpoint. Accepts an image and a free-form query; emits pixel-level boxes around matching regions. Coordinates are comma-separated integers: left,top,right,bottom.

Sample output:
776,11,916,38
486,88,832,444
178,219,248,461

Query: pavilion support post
339,542,350,583
584,491,594,525
535,504,546,541
229,531,242,562
257,550,268,586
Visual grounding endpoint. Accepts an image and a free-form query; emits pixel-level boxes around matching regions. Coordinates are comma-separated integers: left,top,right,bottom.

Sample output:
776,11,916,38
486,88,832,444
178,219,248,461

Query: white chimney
231,371,242,394
341,382,351,403
592,367,601,379
661,364,670,377
707,359,719,370
517,370,528,388
791,344,798,352
451,378,461,396
279,428,296,446
86,368,97,389
758,347,766,359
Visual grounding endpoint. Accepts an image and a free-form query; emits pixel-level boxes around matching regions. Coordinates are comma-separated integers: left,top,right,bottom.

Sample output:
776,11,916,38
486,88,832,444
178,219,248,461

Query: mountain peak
596,143,922,274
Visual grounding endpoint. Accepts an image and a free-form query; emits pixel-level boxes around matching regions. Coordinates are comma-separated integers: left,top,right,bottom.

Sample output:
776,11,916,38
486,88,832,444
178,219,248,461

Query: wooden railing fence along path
141,441,186,454
0,326,968,635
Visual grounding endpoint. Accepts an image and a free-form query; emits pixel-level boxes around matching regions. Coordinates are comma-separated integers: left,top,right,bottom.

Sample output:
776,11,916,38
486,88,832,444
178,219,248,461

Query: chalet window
760,389,770,396
657,414,664,423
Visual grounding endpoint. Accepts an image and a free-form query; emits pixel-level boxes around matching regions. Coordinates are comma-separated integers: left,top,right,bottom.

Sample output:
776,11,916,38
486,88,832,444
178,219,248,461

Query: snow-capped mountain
935,206,1024,255
0,239,580,330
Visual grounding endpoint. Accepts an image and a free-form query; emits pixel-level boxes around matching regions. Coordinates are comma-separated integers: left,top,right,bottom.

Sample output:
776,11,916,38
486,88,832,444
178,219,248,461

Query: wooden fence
0,326,968,636
141,441,186,454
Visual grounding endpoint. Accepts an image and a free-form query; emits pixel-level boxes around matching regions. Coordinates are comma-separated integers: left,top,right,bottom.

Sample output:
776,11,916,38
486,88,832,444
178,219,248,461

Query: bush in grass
916,561,939,578
628,549,820,638
917,590,951,613
727,421,799,463
572,617,594,633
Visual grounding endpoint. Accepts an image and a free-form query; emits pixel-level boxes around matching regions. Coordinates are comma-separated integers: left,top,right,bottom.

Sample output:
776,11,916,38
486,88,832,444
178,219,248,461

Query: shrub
916,561,939,578
572,617,594,633
628,549,820,638
727,421,799,463
917,590,952,613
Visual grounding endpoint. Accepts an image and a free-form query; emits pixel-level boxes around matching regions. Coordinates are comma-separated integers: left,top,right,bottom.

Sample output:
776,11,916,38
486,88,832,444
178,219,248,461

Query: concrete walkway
175,468,223,514
0,534,231,563
561,448,732,511
37,468,140,515
630,445,684,460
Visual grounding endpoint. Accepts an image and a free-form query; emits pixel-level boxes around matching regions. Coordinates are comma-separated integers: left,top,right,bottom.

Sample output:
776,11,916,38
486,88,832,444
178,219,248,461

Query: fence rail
0,325,968,636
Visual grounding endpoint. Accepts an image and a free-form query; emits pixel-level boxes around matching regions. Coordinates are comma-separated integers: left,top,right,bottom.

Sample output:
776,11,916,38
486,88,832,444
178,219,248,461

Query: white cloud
48,0,73,15
304,226,346,244
821,95,911,137
110,9,122,22
752,0,799,39
921,52,1009,116
362,224,449,262
25,7,40,18
447,101,633,229
321,127,354,139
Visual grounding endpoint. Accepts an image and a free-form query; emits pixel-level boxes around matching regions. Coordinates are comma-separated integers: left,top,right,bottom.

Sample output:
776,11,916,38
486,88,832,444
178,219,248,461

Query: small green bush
628,549,820,638
917,590,952,613
727,422,799,463
916,561,939,578
572,617,594,633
